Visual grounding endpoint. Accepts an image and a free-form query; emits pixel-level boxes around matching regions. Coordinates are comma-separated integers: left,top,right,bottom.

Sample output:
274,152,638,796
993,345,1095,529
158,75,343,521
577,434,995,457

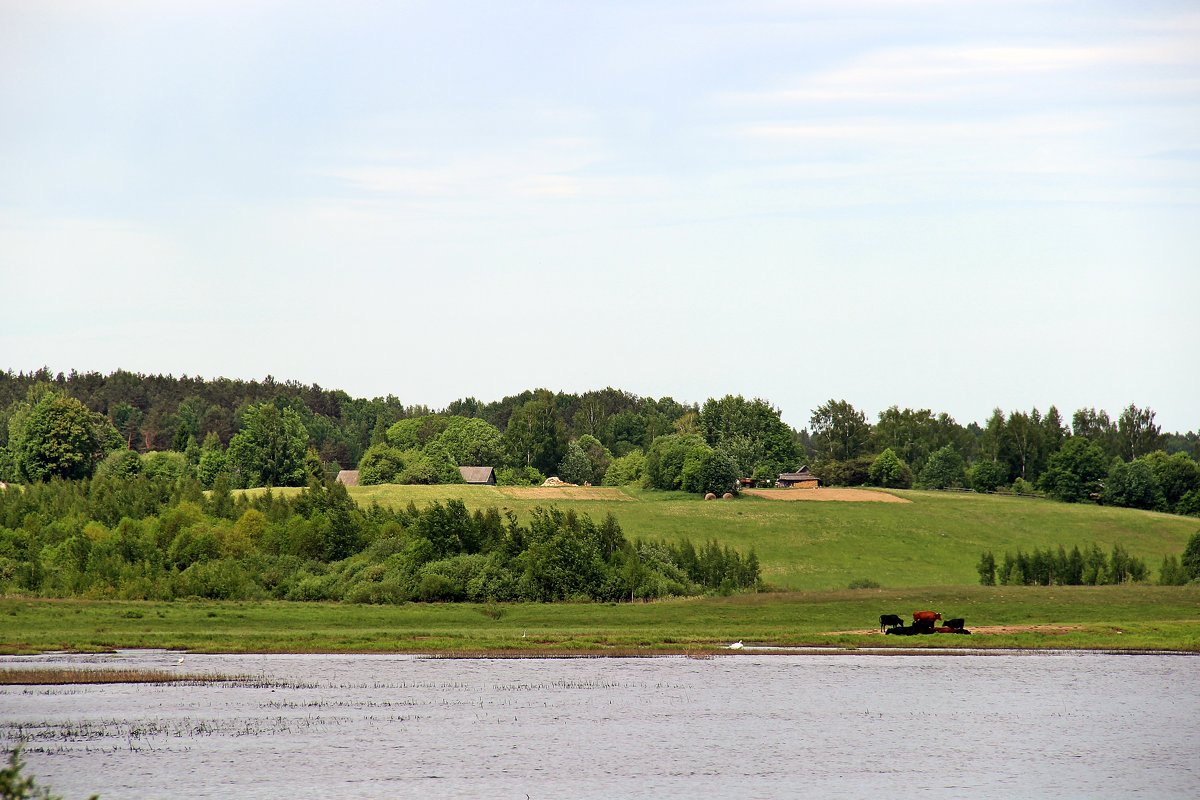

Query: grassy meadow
3,586,1197,655
262,484,1199,591
7,485,1196,656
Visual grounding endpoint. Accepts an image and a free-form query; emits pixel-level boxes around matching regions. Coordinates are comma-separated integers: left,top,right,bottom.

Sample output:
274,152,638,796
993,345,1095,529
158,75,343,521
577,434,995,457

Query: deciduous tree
14,394,104,482
917,445,965,489
227,403,309,488
868,448,912,488
1038,437,1108,502
810,400,870,461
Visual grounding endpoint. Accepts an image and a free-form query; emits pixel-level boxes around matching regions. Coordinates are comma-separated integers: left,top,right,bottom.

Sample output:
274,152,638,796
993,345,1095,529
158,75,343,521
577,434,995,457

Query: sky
2,0,1198,433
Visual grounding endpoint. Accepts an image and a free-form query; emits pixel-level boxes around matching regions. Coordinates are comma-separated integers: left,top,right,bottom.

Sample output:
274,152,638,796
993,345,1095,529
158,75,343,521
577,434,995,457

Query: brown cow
913,610,942,623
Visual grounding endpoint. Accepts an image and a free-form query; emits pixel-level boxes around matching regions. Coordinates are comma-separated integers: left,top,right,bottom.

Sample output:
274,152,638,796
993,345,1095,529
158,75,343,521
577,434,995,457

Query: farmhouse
459,466,496,485
776,466,820,489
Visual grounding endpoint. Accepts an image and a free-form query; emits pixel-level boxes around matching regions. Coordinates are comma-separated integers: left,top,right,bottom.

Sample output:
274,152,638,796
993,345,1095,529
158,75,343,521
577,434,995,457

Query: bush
557,441,594,485
970,460,1009,493
95,449,142,480
1158,555,1189,586
1039,438,1108,502
603,449,645,486
1104,459,1166,510
690,450,739,496
1182,531,1200,582
977,551,996,585
1177,489,1200,517
285,573,339,601
868,449,912,489
812,455,874,487
1011,477,1036,495
141,451,188,481
495,466,545,486
645,434,710,491
917,446,965,489
357,444,407,485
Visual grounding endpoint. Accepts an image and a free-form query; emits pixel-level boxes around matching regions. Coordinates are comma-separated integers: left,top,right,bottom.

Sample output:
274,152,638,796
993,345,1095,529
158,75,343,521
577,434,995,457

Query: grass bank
3,586,1197,655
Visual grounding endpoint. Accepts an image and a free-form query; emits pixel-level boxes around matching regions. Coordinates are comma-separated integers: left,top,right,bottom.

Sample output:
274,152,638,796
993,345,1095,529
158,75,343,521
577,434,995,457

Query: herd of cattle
880,611,971,636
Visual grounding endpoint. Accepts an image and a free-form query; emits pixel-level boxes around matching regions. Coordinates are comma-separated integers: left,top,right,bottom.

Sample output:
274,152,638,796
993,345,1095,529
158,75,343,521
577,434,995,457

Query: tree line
1,369,1198,516
0,473,760,603
978,534,1200,587
976,544,1151,587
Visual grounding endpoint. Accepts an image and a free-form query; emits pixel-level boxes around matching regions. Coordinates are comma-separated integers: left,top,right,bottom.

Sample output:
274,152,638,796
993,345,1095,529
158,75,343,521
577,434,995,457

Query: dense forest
1,368,1198,515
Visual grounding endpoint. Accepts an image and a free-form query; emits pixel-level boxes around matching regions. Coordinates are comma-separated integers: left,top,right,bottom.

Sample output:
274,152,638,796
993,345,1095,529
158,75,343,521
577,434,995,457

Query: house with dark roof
776,466,820,489
459,466,496,485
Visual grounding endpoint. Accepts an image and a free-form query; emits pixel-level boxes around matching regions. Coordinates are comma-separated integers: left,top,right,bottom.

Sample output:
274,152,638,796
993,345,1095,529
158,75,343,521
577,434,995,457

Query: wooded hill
1,368,1198,516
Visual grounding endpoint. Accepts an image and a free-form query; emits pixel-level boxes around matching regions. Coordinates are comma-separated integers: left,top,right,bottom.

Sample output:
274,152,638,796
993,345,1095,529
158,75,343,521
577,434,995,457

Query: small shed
776,466,820,489
336,470,360,487
459,466,496,485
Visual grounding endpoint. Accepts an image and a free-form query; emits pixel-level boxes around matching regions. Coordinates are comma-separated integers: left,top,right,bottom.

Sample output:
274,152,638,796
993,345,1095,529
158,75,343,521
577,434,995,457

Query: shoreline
5,644,1199,661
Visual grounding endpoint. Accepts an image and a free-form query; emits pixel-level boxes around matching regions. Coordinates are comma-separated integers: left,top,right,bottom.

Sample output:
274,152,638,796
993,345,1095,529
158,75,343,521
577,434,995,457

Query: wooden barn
776,466,820,489
459,466,496,485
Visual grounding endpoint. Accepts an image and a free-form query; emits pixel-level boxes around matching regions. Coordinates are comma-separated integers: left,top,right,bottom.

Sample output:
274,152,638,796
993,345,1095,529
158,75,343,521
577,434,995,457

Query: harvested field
500,486,636,501
744,488,911,503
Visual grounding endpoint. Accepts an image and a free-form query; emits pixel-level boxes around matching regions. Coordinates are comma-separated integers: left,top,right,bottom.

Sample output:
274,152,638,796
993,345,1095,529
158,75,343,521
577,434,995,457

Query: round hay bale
722,492,734,500
704,493,716,500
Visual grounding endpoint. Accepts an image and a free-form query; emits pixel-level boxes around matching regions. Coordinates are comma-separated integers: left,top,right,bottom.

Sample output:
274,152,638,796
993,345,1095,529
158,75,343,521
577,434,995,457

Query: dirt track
744,488,911,503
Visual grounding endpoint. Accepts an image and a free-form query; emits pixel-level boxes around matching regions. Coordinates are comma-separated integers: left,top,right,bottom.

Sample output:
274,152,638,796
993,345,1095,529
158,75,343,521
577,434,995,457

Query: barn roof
459,466,495,484
778,466,818,481
336,470,360,487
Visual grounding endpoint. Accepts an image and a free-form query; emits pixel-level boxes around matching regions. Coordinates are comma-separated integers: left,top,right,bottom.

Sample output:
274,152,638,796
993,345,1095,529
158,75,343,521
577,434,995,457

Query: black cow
879,614,904,632
912,618,936,633
885,625,917,636
945,618,965,630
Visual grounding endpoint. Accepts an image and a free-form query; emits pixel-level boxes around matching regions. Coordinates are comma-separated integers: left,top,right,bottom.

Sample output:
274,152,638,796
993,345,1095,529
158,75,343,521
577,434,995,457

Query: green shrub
868,449,912,489
970,460,1009,493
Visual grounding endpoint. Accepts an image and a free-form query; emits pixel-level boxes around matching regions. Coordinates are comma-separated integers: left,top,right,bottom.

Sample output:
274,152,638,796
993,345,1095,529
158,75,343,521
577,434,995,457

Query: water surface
2,650,1197,799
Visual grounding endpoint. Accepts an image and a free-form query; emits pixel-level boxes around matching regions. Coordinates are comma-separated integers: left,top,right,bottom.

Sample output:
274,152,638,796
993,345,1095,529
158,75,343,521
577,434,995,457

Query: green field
3,586,1197,654
6,485,1196,655
273,484,1198,591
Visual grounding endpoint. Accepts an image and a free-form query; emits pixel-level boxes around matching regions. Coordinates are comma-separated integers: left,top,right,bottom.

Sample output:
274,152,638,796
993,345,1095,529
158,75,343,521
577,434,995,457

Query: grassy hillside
255,485,1199,591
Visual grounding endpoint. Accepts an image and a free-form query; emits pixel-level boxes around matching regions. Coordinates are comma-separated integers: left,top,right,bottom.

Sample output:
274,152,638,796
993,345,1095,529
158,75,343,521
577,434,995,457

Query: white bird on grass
728,640,744,650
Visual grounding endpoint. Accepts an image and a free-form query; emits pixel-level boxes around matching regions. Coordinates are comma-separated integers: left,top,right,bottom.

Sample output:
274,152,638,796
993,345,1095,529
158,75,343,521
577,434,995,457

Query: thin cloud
720,40,1200,107
740,114,1103,143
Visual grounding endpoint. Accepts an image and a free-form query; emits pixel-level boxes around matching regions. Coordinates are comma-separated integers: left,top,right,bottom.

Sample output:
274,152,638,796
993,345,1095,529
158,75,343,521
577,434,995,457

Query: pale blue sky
2,1,1197,431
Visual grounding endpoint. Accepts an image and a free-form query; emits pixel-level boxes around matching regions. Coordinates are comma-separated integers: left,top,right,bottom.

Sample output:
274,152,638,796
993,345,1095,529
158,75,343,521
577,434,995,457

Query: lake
2,650,1197,798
